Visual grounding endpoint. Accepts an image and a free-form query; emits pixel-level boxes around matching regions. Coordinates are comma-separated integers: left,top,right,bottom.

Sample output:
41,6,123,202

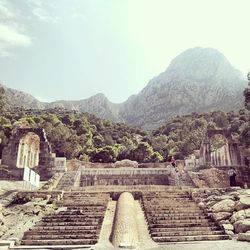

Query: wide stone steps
142,191,228,243
23,234,98,240
24,229,100,235
151,230,224,237
21,239,96,245
29,225,100,231
21,192,110,246
145,212,205,216
147,218,213,224
59,202,106,206
143,197,191,200
147,213,206,220
45,213,104,217
42,217,103,223
150,226,220,232
143,202,198,206
36,221,101,227
152,234,229,242
144,208,202,212
150,222,217,228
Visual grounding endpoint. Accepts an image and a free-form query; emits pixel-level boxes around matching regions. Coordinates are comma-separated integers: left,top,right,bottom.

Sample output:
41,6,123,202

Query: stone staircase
55,171,78,190
21,192,110,246
169,168,196,187
141,191,229,243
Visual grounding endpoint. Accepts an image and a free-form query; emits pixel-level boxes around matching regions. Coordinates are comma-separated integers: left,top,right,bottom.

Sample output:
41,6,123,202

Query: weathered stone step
150,226,220,232
24,229,100,235
45,214,104,218
143,205,197,208
23,234,98,240
146,215,210,220
150,221,217,228
148,219,213,224
151,230,224,237
60,206,106,210
143,192,188,195
42,217,103,222
59,203,106,207
21,239,97,245
146,212,205,216
152,234,229,242
143,203,199,207
61,210,104,215
33,225,99,231
62,208,106,212
144,208,202,212
62,200,108,204
37,221,101,227
143,197,191,201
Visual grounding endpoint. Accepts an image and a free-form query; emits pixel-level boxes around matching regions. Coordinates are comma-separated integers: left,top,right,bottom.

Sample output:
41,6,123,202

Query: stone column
16,142,23,168
111,192,139,248
202,141,211,165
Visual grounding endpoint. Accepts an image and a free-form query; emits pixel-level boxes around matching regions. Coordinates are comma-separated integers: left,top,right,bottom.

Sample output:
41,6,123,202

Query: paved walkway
152,240,250,250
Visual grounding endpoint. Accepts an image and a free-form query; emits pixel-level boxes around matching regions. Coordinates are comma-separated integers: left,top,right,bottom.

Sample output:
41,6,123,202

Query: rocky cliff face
49,93,121,121
0,84,47,110
119,47,246,128
1,47,246,128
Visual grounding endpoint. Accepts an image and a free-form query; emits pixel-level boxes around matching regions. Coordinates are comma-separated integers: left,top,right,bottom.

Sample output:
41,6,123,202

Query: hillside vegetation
0,106,250,163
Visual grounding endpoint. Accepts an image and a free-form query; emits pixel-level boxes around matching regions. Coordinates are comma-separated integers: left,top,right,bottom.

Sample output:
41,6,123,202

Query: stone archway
199,129,244,167
1,128,56,180
16,132,40,168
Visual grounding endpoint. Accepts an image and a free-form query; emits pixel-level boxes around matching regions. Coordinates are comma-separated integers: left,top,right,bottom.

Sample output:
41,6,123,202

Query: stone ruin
0,126,250,249
199,129,244,167
1,128,57,180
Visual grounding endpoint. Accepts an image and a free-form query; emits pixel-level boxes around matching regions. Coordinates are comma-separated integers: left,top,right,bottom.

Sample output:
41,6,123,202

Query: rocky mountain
0,85,121,122
49,93,121,122
0,47,247,128
119,47,246,128
0,83,46,110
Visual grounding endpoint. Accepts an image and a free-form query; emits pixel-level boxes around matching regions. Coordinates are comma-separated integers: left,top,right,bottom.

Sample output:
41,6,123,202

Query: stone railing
80,167,171,176
72,185,186,192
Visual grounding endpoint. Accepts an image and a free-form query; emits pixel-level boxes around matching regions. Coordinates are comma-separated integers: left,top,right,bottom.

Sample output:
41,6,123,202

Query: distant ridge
1,47,247,128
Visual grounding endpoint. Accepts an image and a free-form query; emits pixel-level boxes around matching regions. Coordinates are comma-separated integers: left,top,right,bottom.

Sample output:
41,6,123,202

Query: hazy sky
0,0,249,103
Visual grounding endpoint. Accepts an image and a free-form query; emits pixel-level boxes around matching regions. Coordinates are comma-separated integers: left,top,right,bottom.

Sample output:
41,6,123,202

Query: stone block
212,212,231,221
211,199,235,213
238,231,250,241
222,223,234,231
225,230,234,236
231,208,250,223
235,195,250,211
234,219,250,233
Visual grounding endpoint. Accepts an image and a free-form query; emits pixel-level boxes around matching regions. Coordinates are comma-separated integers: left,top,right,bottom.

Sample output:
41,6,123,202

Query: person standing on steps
170,156,180,186
228,167,237,186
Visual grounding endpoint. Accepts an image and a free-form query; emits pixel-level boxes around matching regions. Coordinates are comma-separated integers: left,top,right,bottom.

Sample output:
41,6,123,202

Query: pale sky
0,0,249,103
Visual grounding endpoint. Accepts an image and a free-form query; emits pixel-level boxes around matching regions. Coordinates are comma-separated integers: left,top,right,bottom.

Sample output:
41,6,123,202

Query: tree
129,142,155,163
244,72,250,111
0,87,5,114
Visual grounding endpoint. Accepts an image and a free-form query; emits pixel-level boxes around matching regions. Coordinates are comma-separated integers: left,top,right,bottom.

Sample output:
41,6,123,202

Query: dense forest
0,86,250,163
0,108,250,163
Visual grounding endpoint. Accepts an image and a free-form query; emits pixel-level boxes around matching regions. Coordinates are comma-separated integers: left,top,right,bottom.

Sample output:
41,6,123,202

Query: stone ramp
21,192,110,247
141,190,229,243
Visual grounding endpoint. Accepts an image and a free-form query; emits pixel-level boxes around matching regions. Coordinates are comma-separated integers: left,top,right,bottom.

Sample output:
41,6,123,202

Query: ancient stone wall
188,165,250,188
80,168,170,186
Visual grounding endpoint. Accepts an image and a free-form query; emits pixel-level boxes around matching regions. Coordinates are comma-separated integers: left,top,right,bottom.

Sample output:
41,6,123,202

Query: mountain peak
166,47,243,82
